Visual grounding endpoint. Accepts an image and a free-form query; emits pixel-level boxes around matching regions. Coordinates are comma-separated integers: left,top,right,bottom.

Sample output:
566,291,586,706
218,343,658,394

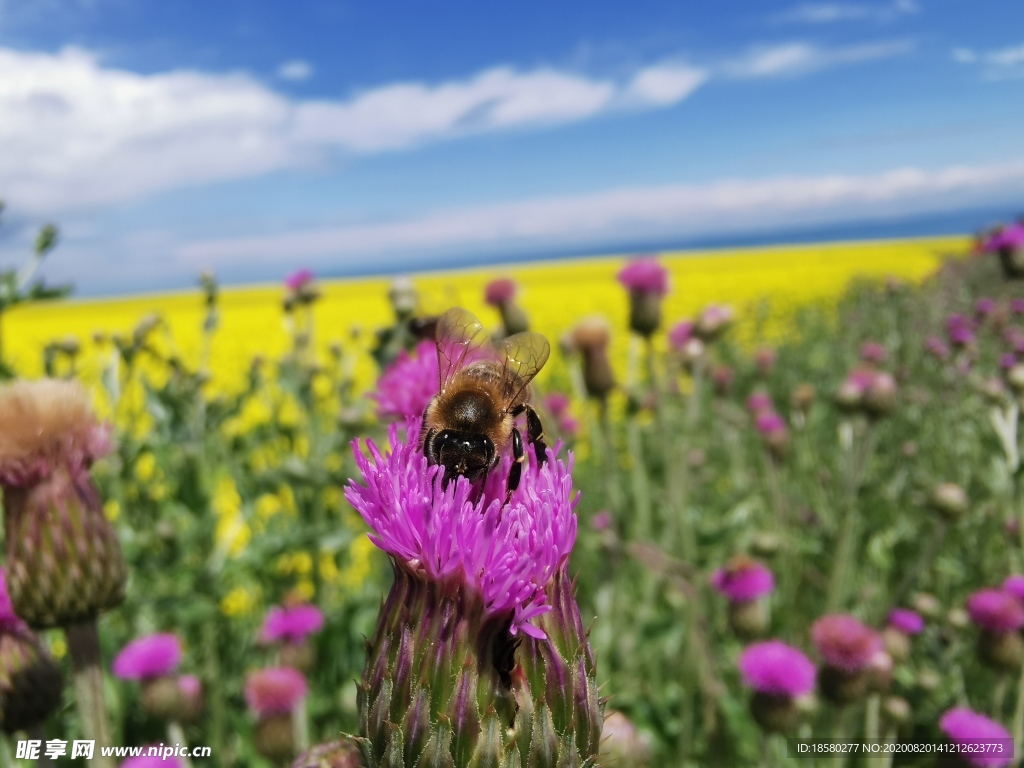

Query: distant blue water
318,203,1021,281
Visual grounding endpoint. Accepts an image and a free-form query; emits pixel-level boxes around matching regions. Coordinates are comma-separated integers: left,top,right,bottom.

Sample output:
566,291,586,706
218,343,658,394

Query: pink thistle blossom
346,422,578,639
924,336,949,359
484,278,517,306
668,321,694,351
811,615,883,673
887,609,925,635
284,269,315,292
1002,575,1024,602
617,257,668,296
738,641,816,697
370,340,439,422
245,667,308,717
967,589,1024,633
976,297,998,319
112,634,182,680
1001,353,1018,370
939,708,1012,768
711,558,775,603
1011,299,1024,316
755,412,787,438
545,392,571,418
746,391,774,415
859,342,887,364
754,347,777,375
259,604,325,645
983,224,1024,253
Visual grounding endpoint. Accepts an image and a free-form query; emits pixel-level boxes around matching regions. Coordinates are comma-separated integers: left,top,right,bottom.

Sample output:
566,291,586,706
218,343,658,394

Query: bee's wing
435,307,488,393
498,331,550,410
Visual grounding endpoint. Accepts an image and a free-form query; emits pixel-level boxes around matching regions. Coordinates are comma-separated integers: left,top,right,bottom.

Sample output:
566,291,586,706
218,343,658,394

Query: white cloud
953,41,1024,79
0,46,707,212
177,161,1024,270
776,0,919,24
724,39,913,78
277,59,313,81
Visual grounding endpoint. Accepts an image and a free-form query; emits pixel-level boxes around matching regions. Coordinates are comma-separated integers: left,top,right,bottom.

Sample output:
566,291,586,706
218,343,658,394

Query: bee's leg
505,426,524,505
523,404,548,464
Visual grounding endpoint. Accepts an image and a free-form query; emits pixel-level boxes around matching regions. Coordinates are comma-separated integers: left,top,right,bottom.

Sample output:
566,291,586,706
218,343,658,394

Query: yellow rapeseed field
7,236,965,397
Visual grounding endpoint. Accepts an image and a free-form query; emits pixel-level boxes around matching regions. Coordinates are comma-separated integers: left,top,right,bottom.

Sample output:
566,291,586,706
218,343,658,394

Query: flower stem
1009,658,1024,767
65,621,115,768
864,694,881,767
202,619,227,760
993,674,1008,719
167,722,194,768
293,698,310,754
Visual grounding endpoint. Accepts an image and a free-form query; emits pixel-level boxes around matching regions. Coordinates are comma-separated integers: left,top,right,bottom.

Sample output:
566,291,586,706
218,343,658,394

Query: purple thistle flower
755,411,787,438
1002,575,1024,602
1012,299,1024,316
592,511,612,532
984,224,1024,252
245,667,308,717
484,277,517,306
925,336,950,359
738,641,816,697
939,708,1012,768
259,604,325,645
112,634,182,680
284,269,315,292
811,615,883,673
120,753,184,768
617,257,668,296
346,422,578,639
1002,353,1018,370
976,297,998,319
859,342,887,364
967,589,1024,633
668,320,694,351
746,391,774,415
711,558,775,603
887,609,925,635
370,340,439,422
545,392,571,418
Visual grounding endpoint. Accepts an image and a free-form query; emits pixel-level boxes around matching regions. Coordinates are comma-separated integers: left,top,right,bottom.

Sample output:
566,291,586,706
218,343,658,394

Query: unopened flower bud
387,276,418,320
0,380,126,628
791,383,816,413
572,317,616,400
931,483,968,519
618,258,668,338
883,696,911,726
751,531,782,558
863,372,898,416
694,304,734,342
598,711,651,768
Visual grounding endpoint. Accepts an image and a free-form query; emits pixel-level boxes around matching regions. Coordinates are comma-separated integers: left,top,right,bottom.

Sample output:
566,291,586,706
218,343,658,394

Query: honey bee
420,306,550,500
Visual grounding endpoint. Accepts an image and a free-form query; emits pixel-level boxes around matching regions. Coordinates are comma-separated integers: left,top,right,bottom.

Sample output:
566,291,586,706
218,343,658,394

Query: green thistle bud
0,380,126,629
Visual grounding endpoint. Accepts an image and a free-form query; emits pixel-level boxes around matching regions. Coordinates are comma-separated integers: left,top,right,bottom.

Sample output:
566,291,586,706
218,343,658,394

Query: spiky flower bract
0,568,62,734
346,422,601,767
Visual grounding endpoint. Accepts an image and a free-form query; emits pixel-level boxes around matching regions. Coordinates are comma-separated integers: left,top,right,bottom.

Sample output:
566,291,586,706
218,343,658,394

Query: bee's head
431,429,495,484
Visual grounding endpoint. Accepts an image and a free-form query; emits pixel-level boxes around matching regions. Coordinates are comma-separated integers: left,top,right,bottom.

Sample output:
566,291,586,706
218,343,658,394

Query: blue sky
0,0,1022,294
